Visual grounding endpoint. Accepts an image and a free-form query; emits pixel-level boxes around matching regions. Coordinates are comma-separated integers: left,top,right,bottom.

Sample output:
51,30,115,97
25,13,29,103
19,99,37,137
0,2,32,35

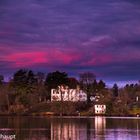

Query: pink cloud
1,48,82,68
49,49,81,64
5,52,48,67
1,43,140,70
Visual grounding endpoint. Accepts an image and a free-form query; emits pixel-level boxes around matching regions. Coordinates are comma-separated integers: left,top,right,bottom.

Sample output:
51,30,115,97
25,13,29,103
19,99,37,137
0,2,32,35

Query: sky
0,0,140,86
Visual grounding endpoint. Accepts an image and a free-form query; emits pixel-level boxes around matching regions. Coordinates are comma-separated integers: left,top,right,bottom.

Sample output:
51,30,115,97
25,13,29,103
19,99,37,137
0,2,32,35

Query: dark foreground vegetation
0,69,140,116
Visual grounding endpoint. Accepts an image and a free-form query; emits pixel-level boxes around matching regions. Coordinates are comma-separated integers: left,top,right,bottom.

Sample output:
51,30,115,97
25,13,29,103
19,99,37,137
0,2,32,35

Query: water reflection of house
51,85,87,102
51,118,106,140
95,117,106,136
51,120,87,140
94,105,106,115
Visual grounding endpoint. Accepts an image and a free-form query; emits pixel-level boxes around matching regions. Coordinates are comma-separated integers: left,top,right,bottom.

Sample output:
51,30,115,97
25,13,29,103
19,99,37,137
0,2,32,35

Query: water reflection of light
51,122,78,140
51,120,88,140
95,116,106,135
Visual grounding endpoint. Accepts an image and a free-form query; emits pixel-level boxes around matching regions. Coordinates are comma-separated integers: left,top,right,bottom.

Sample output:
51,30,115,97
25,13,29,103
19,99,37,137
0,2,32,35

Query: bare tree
79,72,96,104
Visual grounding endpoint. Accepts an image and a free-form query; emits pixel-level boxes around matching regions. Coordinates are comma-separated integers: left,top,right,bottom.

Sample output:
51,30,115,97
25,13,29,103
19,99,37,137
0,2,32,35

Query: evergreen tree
0,75,4,85
113,83,119,97
45,71,69,100
97,80,106,91
12,69,37,105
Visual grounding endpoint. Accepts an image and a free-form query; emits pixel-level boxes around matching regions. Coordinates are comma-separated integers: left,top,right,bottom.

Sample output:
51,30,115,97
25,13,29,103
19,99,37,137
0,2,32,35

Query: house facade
94,105,106,115
51,86,87,102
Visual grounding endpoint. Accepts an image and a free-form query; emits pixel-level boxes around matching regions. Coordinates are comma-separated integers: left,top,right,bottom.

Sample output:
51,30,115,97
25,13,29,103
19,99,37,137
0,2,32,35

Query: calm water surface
0,116,140,140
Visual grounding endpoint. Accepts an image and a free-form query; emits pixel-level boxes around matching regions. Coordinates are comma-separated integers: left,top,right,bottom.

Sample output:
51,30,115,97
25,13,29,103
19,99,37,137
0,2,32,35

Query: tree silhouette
113,83,119,97
0,75,4,85
97,80,106,91
12,69,37,105
67,77,79,89
79,72,96,103
45,71,68,100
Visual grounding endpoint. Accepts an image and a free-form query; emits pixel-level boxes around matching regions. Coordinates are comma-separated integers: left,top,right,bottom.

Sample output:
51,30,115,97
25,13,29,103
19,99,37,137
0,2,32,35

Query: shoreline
0,113,139,118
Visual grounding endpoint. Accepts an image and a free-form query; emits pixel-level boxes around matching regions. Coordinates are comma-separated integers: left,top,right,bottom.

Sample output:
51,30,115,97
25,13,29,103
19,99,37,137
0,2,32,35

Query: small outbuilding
94,105,106,115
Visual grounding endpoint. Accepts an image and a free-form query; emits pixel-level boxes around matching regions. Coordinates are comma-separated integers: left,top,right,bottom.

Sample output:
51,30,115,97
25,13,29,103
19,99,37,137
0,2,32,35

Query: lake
0,116,140,140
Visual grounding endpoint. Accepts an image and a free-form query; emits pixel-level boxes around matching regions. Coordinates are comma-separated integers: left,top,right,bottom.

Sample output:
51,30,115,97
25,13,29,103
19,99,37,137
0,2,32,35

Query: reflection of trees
1,117,140,140
0,117,51,140
107,118,140,129
1,117,106,140
86,120,91,140
0,117,97,140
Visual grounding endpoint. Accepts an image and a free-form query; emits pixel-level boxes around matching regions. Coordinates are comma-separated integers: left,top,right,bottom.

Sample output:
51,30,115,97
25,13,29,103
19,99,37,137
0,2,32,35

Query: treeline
0,69,140,116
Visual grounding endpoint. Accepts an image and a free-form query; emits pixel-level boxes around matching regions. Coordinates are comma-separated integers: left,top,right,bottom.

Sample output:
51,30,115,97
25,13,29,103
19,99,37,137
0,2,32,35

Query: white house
94,105,106,115
51,85,87,102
